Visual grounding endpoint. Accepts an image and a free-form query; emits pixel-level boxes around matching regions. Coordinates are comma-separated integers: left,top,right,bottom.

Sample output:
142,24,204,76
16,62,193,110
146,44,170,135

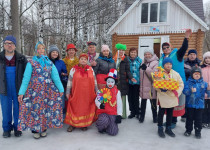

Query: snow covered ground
0,101,210,150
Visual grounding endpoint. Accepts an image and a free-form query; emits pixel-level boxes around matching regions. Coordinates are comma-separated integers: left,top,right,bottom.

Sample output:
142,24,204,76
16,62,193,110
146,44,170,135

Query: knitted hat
87,41,97,46
105,68,118,82
162,57,173,67
101,45,110,52
49,45,60,54
115,43,126,51
203,51,210,59
188,49,197,55
3,35,16,46
66,43,77,51
79,53,88,60
190,66,202,78
144,48,154,55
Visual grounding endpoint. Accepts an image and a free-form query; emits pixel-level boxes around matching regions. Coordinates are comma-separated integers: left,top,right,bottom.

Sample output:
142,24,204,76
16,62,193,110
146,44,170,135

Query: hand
100,103,105,109
66,94,70,99
185,29,192,39
131,78,137,83
191,88,196,92
91,61,97,66
140,64,147,70
61,73,68,76
115,115,122,124
60,92,63,97
18,95,23,103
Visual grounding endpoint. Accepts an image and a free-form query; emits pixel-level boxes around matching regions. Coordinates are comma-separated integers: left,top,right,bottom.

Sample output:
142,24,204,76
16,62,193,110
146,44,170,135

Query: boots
158,126,165,138
195,128,201,139
165,127,175,137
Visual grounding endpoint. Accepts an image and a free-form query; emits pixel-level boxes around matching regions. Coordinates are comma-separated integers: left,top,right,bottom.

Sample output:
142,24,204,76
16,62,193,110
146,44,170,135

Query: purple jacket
140,54,159,99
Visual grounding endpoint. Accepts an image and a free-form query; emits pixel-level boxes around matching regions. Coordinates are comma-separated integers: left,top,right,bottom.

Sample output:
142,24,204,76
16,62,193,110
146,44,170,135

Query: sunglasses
163,46,170,50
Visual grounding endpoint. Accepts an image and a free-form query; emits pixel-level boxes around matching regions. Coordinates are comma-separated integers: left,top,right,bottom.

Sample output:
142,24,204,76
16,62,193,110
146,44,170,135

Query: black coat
184,58,201,80
118,56,133,96
0,50,27,96
94,52,116,75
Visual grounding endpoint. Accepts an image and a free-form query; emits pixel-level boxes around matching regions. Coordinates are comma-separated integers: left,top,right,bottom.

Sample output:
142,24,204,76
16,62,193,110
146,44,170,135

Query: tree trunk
10,0,21,52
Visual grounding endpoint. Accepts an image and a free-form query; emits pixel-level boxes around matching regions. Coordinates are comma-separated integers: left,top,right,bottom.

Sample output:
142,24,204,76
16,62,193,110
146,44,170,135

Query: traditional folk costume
95,69,122,136
64,54,98,129
18,42,64,134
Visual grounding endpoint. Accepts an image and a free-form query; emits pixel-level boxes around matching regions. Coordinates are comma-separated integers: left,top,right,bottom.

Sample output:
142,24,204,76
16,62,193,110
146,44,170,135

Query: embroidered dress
18,60,63,133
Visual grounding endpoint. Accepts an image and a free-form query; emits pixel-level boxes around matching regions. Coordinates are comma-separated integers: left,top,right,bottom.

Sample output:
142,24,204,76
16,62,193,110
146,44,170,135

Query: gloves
140,64,147,70
160,88,168,92
100,103,105,109
115,115,122,124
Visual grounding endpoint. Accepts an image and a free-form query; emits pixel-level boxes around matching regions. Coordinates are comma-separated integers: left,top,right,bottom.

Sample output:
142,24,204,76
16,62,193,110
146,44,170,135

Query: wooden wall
111,29,205,60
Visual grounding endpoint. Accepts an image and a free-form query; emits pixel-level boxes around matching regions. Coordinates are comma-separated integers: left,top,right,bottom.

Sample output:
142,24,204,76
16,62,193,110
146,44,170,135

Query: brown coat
156,69,184,108
140,54,159,99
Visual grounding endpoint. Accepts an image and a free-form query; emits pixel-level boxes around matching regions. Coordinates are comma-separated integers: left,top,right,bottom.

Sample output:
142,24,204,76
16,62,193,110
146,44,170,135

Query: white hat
101,45,110,52
144,49,154,55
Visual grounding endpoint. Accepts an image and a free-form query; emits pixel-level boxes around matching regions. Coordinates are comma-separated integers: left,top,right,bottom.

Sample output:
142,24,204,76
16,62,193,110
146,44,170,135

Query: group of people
0,28,210,140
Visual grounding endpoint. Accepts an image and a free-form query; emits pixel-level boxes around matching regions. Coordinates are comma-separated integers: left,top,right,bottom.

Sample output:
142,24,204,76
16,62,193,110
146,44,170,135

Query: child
155,58,184,138
201,52,210,128
183,66,209,139
95,69,122,136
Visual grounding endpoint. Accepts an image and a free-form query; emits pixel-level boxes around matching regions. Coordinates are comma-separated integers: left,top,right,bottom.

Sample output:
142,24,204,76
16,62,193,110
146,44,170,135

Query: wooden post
112,33,118,55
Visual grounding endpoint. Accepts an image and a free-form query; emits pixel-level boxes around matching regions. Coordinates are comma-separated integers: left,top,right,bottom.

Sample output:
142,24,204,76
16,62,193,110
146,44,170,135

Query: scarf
74,64,90,77
87,51,96,63
32,55,51,69
98,56,114,63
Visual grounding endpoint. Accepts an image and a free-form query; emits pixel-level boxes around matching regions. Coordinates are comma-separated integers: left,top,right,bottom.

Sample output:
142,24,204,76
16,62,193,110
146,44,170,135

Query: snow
0,101,210,150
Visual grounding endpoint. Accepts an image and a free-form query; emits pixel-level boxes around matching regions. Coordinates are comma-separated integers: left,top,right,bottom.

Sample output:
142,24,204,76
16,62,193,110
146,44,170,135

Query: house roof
180,0,205,21
108,0,209,34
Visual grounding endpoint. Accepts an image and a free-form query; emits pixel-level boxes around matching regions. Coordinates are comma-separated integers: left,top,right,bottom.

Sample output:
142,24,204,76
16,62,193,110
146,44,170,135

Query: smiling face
88,45,96,54
204,57,210,65
79,57,88,66
130,50,137,58
102,49,109,57
164,62,172,72
37,44,45,56
188,53,197,61
118,50,124,57
106,78,115,89
67,48,76,58
162,46,172,55
144,52,153,59
51,51,59,59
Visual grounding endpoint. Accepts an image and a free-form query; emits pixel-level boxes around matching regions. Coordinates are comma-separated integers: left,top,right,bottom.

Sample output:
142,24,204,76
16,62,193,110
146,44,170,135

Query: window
141,3,148,23
141,1,168,23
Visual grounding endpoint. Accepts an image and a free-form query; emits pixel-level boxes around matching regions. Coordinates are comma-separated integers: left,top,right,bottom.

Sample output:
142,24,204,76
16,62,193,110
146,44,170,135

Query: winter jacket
159,38,188,83
94,52,116,75
183,77,208,109
156,69,184,108
128,57,142,85
0,50,27,96
201,64,210,99
117,55,133,96
140,54,159,99
184,58,201,80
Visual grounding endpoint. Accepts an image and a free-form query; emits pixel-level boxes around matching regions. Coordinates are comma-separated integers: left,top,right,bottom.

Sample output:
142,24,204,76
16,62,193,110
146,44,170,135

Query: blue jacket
183,77,208,109
128,57,142,85
54,59,67,79
159,48,186,83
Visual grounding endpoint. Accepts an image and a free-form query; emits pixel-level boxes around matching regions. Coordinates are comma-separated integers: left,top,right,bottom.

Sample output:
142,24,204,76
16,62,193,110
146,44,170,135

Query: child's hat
162,57,173,67
190,66,202,78
203,51,210,59
105,69,117,81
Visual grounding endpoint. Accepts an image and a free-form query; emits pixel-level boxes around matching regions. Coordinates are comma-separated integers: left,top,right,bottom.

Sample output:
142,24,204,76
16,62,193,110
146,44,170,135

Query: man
86,41,99,68
0,35,27,138
184,49,201,80
159,29,192,128
181,49,201,122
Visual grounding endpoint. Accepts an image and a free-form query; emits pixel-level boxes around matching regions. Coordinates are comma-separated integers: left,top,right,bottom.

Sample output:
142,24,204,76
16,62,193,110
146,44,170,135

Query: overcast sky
203,0,210,3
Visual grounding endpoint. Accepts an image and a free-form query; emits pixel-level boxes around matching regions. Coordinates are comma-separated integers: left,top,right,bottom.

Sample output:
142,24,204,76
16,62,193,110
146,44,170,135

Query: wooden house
108,0,209,59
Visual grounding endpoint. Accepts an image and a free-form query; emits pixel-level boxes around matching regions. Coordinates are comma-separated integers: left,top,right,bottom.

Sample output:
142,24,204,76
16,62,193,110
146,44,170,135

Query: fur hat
101,45,110,52
144,48,154,55
203,51,210,59
190,66,202,78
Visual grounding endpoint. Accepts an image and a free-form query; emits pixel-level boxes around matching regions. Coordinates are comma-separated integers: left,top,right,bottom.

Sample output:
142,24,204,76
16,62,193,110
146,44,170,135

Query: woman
114,43,136,119
63,43,79,75
139,49,159,123
94,45,116,89
64,53,98,132
127,47,142,119
48,45,67,88
18,41,64,139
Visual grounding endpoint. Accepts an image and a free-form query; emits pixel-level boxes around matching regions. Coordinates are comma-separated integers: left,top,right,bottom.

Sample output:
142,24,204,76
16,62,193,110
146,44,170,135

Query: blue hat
3,35,16,46
188,49,197,55
162,57,173,66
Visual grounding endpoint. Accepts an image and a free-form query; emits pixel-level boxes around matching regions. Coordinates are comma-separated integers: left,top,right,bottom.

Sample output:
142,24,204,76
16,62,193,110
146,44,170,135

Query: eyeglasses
163,46,170,50
4,42,15,46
